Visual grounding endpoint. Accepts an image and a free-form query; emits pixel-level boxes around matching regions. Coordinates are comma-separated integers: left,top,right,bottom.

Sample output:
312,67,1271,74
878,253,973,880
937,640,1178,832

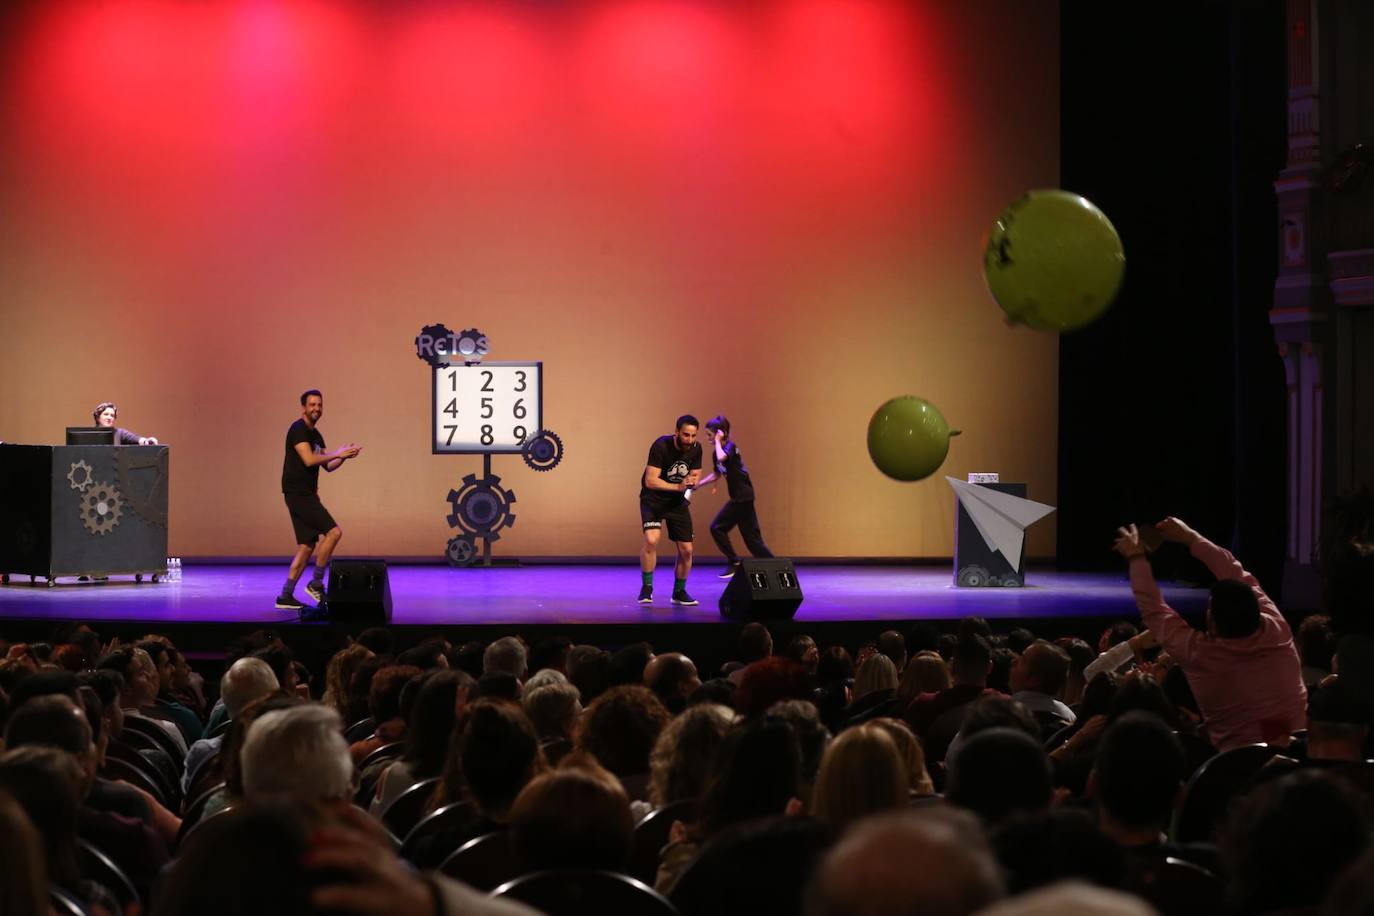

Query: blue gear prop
521,429,564,472
446,473,517,542
416,323,455,368
446,535,479,567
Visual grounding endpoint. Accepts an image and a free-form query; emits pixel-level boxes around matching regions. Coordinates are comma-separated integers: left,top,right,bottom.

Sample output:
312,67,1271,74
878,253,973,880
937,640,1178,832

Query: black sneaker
275,594,305,610
718,564,740,580
672,590,699,607
638,585,653,605
305,581,326,604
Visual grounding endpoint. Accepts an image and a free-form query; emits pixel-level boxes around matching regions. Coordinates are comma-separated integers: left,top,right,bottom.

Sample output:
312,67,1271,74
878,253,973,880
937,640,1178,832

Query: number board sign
432,361,542,454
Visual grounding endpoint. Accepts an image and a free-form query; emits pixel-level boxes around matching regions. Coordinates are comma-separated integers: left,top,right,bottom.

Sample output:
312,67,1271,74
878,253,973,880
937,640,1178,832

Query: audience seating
176,782,227,847
359,741,405,769
120,717,185,771
76,839,140,912
344,717,376,743
492,869,679,916
99,756,168,809
49,887,88,916
439,830,519,892
399,800,479,867
1124,855,1226,916
380,776,441,840
1173,743,1278,843
628,800,697,885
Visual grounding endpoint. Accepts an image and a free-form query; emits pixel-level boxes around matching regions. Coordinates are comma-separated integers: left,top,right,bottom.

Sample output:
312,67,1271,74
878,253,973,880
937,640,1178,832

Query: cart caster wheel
1,574,8,584
46,578,56,588
151,574,160,583
135,574,143,583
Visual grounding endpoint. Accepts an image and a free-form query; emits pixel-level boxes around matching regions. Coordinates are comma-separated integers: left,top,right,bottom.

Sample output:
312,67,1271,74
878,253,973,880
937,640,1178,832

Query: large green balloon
983,189,1125,332
867,396,960,482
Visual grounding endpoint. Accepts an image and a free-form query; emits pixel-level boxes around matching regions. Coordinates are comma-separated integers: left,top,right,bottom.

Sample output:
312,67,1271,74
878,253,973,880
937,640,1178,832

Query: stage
0,562,1205,629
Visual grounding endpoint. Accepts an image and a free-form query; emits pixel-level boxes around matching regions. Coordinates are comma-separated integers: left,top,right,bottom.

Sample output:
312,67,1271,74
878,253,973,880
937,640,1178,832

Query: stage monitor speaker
326,559,393,624
719,558,803,620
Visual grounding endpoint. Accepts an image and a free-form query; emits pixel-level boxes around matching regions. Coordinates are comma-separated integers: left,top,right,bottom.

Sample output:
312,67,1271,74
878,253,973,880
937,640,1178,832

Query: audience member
1115,517,1307,749
806,808,1005,916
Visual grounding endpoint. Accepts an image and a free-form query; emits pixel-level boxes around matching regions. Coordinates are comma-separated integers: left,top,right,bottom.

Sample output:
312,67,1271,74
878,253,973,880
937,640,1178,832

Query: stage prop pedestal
0,444,169,583
947,477,1056,588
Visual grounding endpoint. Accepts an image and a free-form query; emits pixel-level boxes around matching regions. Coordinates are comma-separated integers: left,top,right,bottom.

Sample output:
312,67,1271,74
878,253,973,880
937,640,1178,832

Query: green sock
642,571,653,587
674,577,687,594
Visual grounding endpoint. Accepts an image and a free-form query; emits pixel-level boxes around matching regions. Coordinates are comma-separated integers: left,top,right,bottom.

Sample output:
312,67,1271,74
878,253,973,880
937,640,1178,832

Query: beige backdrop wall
0,1,1060,559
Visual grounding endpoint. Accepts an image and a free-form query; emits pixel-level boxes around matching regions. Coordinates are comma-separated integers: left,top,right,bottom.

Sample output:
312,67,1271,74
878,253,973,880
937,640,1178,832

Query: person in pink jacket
1113,517,1307,750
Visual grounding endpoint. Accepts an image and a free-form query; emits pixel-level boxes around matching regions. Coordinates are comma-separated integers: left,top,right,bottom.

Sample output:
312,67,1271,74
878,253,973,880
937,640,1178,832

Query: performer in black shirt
638,415,703,606
276,389,361,610
696,415,774,578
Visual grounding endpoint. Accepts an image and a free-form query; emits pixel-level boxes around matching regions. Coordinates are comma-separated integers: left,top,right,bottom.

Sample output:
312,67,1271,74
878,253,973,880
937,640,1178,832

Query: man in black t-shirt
276,389,361,610
638,414,703,606
696,415,774,579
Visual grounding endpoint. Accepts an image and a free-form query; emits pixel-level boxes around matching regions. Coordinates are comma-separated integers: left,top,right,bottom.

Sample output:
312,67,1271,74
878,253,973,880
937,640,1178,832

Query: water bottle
172,558,181,581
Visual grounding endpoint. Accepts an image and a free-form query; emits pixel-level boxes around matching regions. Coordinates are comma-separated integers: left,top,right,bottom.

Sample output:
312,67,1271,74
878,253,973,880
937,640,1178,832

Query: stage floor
0,563,1207,628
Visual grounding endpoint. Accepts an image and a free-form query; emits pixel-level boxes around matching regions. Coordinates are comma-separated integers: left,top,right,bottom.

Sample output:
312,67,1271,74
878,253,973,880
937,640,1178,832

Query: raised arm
1156,516,1283,626
1114,525,1200,665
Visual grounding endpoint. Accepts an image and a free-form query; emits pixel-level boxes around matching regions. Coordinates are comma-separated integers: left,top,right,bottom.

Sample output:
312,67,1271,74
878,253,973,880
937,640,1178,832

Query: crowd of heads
1,504,1373,916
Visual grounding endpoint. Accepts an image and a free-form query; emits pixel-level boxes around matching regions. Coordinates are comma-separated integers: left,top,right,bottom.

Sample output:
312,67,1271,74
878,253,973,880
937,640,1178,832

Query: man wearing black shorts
695,415,774,578
276,389,361,610
639,415,703,606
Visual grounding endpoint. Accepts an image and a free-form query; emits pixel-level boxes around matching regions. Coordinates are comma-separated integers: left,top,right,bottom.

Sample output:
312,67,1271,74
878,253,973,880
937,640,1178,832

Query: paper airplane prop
945,477,1056,566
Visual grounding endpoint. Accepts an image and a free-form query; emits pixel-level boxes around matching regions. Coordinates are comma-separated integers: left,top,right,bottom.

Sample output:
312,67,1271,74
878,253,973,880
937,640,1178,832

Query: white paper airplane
945,477,1056,565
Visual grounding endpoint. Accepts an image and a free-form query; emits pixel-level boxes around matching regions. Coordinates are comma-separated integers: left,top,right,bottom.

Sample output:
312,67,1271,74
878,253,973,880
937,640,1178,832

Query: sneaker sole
672,598,699,606
638,597,653,605
306,590,325,603
274,600,304,610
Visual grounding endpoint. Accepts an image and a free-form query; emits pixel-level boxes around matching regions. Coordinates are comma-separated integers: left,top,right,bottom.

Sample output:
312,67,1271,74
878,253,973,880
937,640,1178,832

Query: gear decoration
80,482,123,535
446,472,517,541
521,429,564,472
115,447,169,528
446,535,479,568
416,323,456,368
67,460,94,492
454,328,490,363
957,565,991,588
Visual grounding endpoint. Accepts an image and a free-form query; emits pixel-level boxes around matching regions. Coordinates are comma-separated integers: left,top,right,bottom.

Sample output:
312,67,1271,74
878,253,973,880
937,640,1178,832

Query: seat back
120,716,184,772
628,799,696,884
493,869,679,916
49,887,88,916
399,800,478,867
1173,743,1278,843
104,741,178,804
1124,855,1225,916
438,830,518,892
344,717,376,743
360,741,405,770
177,782,228,848
99,756,168,809
76,839,140,910
381,777,441,840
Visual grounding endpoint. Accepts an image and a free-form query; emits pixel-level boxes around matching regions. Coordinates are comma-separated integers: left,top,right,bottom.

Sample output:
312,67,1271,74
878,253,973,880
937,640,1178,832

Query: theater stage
0,563,1205,630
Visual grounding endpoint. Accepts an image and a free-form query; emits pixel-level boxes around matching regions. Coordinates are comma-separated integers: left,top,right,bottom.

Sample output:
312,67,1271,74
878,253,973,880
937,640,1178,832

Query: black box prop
953,481,1026,587
0,444,169,580
327,559,394,623
719,558,803,620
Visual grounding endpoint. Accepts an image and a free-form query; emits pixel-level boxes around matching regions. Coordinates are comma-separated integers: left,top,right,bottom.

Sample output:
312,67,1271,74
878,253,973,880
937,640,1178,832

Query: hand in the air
1155,517,1201,545
1113,525,1146,559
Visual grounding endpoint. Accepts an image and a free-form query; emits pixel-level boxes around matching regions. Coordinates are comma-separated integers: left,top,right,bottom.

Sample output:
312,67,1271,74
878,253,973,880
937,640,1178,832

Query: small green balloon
983,189,1125,332
867,396,960,482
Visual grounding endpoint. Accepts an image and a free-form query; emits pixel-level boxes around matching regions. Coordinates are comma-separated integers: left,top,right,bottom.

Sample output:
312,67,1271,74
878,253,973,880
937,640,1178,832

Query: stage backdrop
0,1,1059,560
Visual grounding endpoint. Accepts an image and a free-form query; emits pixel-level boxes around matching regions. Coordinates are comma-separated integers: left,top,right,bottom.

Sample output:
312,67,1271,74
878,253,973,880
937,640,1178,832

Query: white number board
432,362,542,454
